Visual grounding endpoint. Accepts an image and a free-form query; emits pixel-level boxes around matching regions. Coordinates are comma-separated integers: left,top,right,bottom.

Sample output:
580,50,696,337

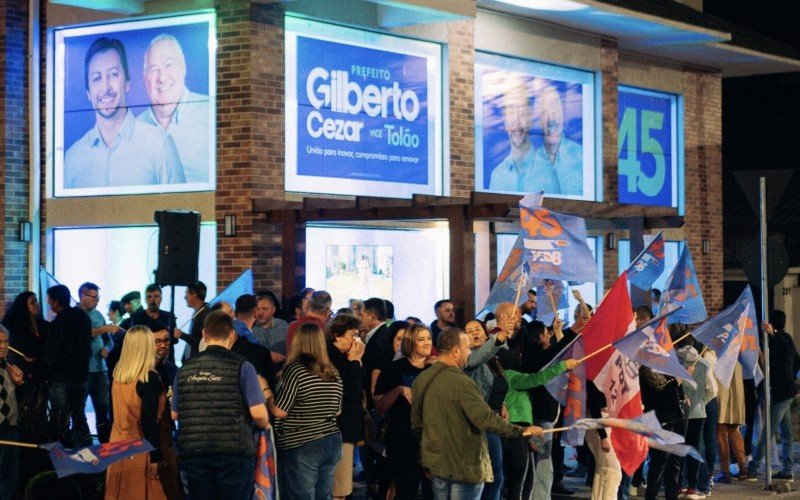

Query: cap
120,291,141,304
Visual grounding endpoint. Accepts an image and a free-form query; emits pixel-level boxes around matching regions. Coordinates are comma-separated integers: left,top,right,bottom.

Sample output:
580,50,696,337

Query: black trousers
646,419,687,500
502,434,534,500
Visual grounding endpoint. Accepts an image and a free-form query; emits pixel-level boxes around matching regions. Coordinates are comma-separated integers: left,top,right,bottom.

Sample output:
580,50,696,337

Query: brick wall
601,40,620,290
683,68,723,314
0,0,31,309
215,0,284,295
447,21,474,198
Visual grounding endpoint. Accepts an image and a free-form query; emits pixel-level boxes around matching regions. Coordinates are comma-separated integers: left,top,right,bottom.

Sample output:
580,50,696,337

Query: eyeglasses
154,338,170,346
83,293,99,300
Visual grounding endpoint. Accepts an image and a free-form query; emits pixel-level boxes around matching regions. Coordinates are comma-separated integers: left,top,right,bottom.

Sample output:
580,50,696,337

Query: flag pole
0,439,40,449
541,426,571,434
759,177,772,490
578,330,693,365
8,346,28,359
513,274,526,308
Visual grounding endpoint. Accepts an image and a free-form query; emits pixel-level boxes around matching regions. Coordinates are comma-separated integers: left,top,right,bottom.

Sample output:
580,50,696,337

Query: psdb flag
626,232,665,290
482,235,533,313
691,297,748,388
534,279,569,325
735,286,762,384
544,336,585,446
518,198,598,283
43,438,154,477
659,246,707,325
613,310,696,388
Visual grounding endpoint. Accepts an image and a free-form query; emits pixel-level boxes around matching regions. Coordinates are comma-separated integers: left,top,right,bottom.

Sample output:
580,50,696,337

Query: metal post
759,177,772,489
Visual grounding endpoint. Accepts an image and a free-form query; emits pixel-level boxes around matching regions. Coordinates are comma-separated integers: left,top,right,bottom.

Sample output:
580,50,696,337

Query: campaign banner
475,52,597,200
53,13,216,197
658,245,708,325
43,438,154,477
518,198,598,283
286,18,442,198
618,87,678,207
626,232,665,291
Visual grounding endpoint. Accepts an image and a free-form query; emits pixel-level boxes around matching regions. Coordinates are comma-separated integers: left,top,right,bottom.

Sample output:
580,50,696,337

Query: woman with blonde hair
267,322,343,499
105,326,181,499
374,323,435,500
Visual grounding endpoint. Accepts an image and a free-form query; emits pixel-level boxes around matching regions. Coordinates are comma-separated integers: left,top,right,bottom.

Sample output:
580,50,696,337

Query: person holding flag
635,307,687,500
746,310,800,482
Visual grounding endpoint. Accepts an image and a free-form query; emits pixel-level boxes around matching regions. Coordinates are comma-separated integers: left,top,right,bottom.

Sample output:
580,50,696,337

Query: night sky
703,0,800,270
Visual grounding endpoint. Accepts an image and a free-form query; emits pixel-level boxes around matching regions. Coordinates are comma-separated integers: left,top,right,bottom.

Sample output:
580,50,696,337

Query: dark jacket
42,306,91,383
327,343,365,443
768,330,800,403
176,346,255,459
363,324,393,408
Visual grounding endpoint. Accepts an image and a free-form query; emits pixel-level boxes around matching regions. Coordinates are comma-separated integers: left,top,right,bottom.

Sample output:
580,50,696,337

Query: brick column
0,0,31,308
448,20,474,198
601,39,620,290
215,0,284,294
683,69,723,314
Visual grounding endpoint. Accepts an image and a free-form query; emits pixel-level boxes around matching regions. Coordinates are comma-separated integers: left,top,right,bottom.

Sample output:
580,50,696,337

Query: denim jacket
463,332,508,401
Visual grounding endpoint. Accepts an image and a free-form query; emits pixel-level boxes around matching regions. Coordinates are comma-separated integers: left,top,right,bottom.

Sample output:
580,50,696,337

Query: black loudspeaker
154,210,201,286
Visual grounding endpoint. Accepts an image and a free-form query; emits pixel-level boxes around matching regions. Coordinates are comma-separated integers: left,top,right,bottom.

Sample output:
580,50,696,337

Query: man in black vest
171,310,270,498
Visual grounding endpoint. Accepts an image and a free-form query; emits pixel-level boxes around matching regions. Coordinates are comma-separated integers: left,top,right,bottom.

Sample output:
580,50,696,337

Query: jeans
279,433,343,500
48,381,90,447
748,398,794,475
698,398,718,491
481,433,503,500
531,420,554,499
431,477,484,500
182,454,256,499
0,427,19,500
86,371,110,443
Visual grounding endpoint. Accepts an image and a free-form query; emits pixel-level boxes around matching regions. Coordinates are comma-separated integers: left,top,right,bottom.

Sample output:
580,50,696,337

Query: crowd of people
0,282,798,500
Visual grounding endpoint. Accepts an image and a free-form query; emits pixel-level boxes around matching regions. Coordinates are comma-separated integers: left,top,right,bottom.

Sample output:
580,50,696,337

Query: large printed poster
475,52,597,200
53,12,216,197
285,18,442,198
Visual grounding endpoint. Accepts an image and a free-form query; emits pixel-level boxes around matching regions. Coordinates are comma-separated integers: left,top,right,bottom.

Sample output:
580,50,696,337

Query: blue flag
613,309,696,388
482,235,533,313
690,295,749,388
735,286,762,384
626,232,665,291
38,267,77,321
658,246,707,325
209,269,254,307
43,438,154,478
518,199,598,283
534,279,569,325
544,336,586,446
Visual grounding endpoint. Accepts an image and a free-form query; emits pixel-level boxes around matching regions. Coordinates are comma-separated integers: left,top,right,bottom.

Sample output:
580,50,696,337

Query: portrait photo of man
532,86,583,195
488,77,559,194
137,34,210,185
63,37,186,189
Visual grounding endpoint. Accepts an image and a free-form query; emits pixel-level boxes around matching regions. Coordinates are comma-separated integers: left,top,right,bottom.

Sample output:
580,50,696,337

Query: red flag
584,272,647,475
595,350,649,476
582,272,634,379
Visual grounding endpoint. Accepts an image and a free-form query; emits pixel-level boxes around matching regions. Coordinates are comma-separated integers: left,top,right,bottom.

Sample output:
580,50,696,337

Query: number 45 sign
617,88,677,207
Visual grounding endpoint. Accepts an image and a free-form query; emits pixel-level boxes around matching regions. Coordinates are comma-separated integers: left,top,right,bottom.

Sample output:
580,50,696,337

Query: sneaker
700,490,711,497
684,488,706,499
712,472,731,484
773,470,794,481
745,471,758,481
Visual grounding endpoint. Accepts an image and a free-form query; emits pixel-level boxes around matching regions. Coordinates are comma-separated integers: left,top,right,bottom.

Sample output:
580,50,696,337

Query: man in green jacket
411,327,543,499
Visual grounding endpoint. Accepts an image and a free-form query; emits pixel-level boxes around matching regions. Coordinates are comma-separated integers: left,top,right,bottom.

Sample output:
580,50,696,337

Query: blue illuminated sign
285,18,442,198
617,87,679,207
